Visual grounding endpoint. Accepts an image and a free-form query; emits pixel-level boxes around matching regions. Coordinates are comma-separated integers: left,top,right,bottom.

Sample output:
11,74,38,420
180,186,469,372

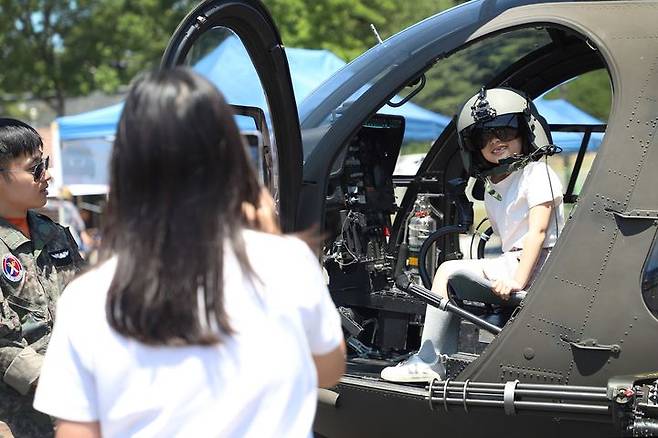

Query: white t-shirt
33,230,342,438
484,161,565,253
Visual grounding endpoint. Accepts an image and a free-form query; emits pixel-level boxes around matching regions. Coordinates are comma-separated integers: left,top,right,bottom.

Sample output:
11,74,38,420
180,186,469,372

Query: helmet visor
463,114,520,151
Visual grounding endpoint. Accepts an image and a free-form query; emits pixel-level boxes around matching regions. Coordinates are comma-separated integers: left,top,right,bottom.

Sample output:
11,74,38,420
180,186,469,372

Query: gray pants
421,249,550,355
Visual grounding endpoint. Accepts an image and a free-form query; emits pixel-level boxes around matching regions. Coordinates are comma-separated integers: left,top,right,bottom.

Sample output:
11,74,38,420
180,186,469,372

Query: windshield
297,0,556,161
297,0,479,159
391,27,553,160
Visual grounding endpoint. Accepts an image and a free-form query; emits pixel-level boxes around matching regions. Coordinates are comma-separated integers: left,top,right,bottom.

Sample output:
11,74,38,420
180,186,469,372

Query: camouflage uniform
0,211,84,438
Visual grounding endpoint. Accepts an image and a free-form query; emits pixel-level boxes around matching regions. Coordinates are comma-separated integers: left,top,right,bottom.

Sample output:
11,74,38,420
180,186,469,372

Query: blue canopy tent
58,37,448,142
57,95,600,148
55,36,600,193
534,97,604,153
55,37,449,193
58,102,123,141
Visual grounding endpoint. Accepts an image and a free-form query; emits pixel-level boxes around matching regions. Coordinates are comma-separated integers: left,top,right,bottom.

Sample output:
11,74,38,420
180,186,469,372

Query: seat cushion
448,271,526,307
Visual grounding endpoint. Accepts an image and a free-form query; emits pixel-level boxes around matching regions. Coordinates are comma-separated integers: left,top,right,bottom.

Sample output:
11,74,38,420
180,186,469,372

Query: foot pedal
339,307,364,337
458,320,495,354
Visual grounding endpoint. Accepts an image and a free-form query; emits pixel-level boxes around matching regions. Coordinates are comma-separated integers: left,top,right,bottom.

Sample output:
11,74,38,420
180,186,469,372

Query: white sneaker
380,340,446,383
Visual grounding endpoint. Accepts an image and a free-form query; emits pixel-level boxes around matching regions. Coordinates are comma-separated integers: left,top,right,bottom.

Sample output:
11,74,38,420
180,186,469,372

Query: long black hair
102,67,261,346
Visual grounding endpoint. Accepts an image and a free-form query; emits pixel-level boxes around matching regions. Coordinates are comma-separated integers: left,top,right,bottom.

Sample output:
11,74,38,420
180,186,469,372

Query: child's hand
491,278,524,300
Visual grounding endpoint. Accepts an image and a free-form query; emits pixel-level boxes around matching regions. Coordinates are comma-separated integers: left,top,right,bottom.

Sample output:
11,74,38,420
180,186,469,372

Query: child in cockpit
381,87,565,383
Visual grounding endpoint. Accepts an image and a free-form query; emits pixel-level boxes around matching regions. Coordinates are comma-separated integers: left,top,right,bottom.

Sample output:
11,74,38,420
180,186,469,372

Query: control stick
395,274,501,335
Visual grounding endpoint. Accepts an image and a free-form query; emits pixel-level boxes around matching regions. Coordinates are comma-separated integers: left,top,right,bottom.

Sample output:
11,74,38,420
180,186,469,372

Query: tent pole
50,121,64,196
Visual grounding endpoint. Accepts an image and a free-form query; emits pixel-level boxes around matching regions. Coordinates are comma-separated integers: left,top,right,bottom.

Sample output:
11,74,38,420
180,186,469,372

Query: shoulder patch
50,249,70,260
2,254,25,283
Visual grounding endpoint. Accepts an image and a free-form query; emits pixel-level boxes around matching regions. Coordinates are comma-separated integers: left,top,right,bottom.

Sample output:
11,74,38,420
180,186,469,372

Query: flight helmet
456,87,552,177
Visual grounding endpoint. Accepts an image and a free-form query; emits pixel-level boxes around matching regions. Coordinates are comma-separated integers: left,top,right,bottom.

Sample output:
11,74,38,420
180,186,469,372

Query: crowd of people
0,67,564,437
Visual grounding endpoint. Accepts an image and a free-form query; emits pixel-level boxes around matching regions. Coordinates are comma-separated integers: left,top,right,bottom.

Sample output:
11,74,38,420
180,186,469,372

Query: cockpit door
161,0,302,232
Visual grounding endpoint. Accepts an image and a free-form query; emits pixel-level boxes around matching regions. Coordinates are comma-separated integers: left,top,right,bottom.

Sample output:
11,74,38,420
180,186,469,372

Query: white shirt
34,230,342,438
484,161,565,253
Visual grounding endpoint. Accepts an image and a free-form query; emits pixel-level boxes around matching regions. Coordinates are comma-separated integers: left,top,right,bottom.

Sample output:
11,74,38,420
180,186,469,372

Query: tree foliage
413,28,553,117
0,0,610,122
0,0,195,116
264,0,460,61
263,0,397,61
1,0,462,117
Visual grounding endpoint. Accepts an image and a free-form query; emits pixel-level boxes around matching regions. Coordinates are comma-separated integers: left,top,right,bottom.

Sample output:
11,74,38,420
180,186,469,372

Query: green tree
264,0,397,61
4,0,609,124
264,0,461,61
0,0,465,116
0,0,194,116
413,28,551,117
378,0,462,39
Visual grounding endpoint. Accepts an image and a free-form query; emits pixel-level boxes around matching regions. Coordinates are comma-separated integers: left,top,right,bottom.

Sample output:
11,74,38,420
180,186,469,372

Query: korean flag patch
2,254,24,283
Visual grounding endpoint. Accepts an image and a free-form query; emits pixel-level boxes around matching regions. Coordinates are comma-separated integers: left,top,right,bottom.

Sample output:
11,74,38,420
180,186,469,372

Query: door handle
605,207,658,220
560,335,621,354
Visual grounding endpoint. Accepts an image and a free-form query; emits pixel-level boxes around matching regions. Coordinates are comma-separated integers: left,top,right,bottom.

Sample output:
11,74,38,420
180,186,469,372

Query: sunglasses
467,127,520,150
0,156,50,181
29,156,50,181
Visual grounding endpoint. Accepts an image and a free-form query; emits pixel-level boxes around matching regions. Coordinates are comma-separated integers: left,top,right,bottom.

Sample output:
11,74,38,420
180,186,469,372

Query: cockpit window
540,70,610,201
642,229,658,319
386,27,552,175
300,26,553,161
181,26,281,205
415,28,552,115
393,27,553,161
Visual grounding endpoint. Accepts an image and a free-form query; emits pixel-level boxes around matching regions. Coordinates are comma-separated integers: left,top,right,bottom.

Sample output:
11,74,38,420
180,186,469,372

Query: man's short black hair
0,118,43,168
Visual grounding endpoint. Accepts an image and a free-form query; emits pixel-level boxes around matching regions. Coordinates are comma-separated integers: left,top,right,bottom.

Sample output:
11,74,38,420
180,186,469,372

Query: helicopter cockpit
317,23,609,379
159,1,657,435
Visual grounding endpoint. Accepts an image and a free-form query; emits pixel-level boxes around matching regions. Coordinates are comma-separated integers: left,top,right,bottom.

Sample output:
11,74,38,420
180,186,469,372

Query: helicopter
161,0,658,436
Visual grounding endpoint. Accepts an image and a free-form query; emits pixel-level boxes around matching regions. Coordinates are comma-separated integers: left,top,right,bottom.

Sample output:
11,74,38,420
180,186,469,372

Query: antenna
370,24,383,44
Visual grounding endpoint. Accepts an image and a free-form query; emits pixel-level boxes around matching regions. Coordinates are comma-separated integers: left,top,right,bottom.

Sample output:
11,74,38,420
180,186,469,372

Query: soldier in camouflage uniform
0,119,84,437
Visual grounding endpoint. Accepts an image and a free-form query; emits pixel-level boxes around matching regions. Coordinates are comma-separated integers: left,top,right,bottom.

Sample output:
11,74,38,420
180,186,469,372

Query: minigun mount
609,373,658,436
420,375,658,436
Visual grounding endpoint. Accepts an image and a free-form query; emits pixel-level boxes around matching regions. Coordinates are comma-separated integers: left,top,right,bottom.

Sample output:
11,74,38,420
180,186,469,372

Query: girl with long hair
33,67,345,438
